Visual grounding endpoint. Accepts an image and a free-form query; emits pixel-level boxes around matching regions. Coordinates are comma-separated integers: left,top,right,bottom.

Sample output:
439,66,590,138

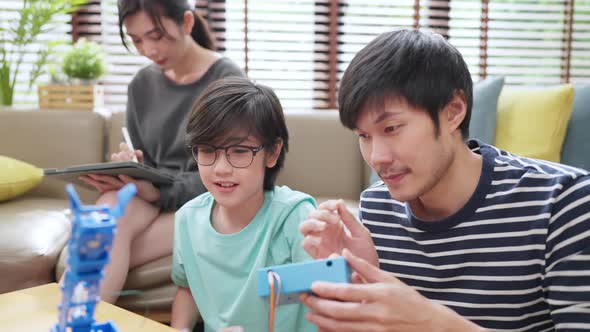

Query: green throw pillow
560,84,590,170
468,76,505,144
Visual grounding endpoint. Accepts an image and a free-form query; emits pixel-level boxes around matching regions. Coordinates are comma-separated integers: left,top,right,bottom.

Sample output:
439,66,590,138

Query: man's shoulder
477,141,589,184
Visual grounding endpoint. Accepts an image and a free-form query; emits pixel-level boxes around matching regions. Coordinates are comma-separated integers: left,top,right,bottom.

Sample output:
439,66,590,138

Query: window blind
64,0,590,112
0,0,73,105
448,0,590,85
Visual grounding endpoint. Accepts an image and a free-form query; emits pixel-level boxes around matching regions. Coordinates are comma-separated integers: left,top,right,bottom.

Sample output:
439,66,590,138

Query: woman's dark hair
186,77,289,191
118,0,216,51
339,29,473,138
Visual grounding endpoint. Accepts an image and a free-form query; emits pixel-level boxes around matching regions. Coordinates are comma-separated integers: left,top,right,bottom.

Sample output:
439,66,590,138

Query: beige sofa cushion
0,198,70,293
277,111,365,201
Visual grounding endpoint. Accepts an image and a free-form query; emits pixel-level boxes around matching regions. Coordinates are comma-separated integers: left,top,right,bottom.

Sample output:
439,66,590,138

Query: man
299,29,590,331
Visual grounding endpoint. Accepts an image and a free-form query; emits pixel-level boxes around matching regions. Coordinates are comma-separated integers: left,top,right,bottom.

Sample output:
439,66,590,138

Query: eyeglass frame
188,143,265,168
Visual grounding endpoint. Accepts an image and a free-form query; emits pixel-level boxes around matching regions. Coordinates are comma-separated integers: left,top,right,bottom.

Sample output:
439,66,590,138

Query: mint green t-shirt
172,186,317,332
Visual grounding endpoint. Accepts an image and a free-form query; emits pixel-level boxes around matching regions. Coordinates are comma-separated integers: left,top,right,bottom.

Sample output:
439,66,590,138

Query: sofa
1,80,588,322
0,108,368,322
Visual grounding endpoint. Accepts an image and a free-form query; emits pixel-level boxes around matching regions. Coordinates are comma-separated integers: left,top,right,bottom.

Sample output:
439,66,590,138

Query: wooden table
0,283,176,331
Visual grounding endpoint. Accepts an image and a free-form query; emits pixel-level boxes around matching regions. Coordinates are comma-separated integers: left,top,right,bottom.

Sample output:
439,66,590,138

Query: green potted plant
0,0,88,106
61,38,107,84
38,38,107,110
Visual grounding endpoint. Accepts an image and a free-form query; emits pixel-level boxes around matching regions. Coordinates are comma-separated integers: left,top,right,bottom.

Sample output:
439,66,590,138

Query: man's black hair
338,29,473,138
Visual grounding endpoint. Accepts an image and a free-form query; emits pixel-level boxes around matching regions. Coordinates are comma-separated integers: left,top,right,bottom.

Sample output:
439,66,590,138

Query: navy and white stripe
360,140,590,331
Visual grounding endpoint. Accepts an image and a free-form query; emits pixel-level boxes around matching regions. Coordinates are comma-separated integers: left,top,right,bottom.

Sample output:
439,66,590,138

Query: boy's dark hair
338,29,473,138
118,0,216,51
186,77,289,191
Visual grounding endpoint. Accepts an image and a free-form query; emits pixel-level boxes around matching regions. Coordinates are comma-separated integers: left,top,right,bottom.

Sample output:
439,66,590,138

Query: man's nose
369,139,394,166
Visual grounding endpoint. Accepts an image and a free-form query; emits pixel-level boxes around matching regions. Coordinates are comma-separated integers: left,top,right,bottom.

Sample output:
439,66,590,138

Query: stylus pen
121,126,139,163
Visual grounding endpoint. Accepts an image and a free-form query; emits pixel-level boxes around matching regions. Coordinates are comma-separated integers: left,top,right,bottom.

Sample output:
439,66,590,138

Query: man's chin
384,185,417,203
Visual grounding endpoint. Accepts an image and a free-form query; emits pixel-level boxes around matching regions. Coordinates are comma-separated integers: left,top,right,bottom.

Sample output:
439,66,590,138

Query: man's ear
183,10,195,35
443,90,467,134
265,139,283,168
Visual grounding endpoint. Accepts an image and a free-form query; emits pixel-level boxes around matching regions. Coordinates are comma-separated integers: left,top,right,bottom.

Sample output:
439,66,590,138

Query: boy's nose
213,152,233,174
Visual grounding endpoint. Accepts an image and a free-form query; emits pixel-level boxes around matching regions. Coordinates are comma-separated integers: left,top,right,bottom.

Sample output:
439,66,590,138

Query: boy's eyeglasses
189,143,265,168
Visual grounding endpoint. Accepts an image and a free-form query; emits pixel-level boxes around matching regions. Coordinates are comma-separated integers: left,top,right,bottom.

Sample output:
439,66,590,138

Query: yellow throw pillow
495,84,574,162
0,156,43,202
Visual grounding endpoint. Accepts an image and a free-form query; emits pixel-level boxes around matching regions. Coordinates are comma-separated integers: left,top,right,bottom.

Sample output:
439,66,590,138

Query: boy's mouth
215,181,238,188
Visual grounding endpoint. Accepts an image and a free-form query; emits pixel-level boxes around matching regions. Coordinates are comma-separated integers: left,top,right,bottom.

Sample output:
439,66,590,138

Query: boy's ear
265,139,283,168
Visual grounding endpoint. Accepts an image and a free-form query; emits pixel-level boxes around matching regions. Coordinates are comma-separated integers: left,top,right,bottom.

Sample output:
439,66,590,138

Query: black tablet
44,161,175,189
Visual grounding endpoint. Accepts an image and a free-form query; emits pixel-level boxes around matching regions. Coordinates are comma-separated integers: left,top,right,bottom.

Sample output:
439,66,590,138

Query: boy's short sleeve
171,210,189,287
283,198,317,263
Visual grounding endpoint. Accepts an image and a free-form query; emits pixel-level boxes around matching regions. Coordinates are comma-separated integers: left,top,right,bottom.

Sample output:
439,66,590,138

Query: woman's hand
79,173,125,193
118,175,160,203
79,174,159,203
112,142,144,163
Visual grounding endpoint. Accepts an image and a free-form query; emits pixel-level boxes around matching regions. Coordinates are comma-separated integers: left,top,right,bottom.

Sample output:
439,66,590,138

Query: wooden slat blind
572,1,590,84
6,0,589,109
449,0,590,85
72,1,102,42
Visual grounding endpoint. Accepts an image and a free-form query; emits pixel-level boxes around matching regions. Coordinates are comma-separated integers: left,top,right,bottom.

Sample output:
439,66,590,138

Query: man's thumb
343,248,385,284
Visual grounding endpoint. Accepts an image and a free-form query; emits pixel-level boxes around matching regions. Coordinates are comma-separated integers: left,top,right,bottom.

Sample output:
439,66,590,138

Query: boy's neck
212,191,266,235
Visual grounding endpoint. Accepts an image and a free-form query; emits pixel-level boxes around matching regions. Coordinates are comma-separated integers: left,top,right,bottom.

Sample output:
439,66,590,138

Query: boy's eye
198,146,215,154
230,147,250,154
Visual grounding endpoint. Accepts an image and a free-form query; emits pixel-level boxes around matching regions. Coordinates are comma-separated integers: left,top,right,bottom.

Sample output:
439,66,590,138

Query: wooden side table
0,283,176,331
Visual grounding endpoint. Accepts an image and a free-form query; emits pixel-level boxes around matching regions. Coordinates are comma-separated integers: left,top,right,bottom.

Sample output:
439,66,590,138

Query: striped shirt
360,140,590,331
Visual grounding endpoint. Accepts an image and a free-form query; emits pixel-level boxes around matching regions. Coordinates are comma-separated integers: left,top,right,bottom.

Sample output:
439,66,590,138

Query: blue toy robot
51,183,137,332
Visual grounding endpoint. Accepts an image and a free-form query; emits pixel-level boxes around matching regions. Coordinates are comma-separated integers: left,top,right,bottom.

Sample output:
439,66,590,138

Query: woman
80,0,243,304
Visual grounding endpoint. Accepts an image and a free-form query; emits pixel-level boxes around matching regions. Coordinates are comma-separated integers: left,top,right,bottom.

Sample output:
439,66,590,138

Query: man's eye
384,125,398,133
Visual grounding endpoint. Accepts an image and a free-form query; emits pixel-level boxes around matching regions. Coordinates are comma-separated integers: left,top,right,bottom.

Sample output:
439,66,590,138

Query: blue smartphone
257,257,352,305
